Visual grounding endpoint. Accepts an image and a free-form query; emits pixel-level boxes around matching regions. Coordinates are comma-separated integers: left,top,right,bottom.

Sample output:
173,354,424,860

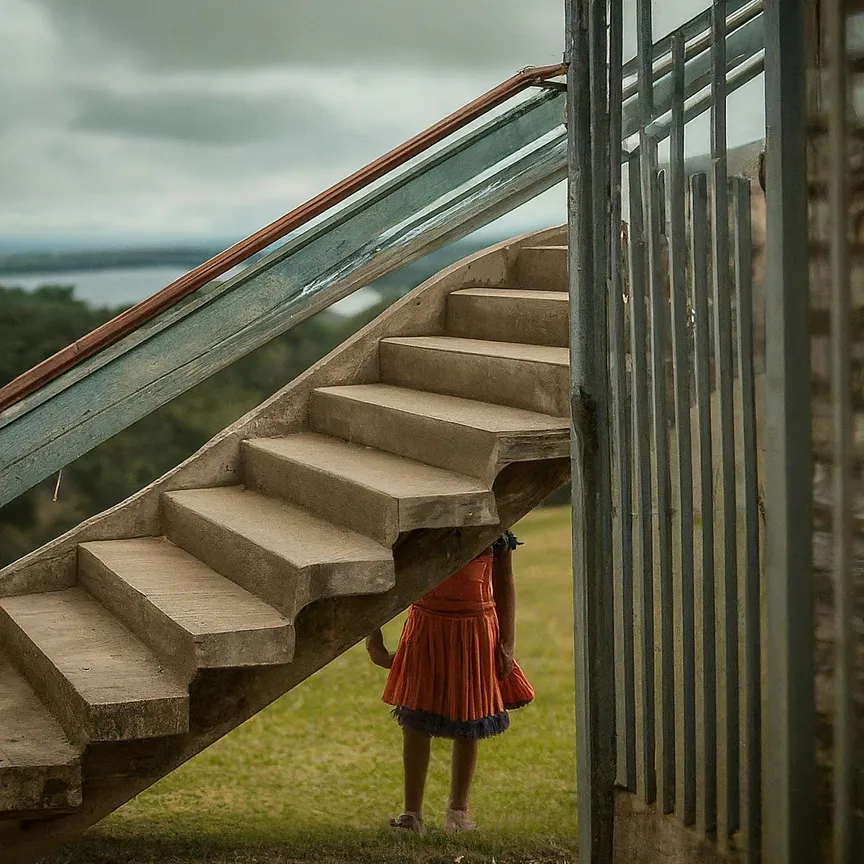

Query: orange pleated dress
382,531,534,739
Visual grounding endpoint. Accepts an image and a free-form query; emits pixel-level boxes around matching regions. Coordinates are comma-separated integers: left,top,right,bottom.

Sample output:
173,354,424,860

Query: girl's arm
365,628,394,669
492,547,516,679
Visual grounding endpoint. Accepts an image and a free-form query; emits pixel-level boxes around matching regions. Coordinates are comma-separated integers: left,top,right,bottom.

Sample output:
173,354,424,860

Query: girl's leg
449,737,479,811
403,729,431,814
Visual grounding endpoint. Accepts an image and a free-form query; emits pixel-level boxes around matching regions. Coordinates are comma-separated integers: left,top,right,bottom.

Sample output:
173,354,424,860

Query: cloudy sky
1,0,765,249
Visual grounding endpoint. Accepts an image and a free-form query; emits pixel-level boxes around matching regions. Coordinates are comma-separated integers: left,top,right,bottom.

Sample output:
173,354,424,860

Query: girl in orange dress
365,530,534,834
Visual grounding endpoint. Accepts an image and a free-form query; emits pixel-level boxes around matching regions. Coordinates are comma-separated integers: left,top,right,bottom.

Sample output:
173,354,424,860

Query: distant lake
1,265,382,318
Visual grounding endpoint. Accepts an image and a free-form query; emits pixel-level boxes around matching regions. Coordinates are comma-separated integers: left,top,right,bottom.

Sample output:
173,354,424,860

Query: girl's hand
368,644,395,669
366,630,395,669
495,641,514,680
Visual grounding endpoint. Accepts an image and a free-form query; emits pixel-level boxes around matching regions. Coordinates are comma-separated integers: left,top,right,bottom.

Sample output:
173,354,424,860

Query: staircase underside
0,225,571,863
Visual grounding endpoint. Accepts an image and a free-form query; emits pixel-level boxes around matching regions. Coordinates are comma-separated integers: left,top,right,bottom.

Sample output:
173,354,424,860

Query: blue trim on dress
391,707,511,739
492,530,521,553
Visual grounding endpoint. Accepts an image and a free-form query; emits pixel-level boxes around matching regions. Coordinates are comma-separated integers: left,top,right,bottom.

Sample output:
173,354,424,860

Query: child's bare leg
449,737,479,811
403,729,431,814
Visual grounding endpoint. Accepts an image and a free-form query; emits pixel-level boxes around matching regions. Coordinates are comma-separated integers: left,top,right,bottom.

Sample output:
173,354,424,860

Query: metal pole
648,164,676,816
608,0,636,794
710,1,741,845
566,0,615,860
732,175,762,861
762,1,816,861
637,0,666,811
669,30,697,828
628,148,657,806
690,172,718,837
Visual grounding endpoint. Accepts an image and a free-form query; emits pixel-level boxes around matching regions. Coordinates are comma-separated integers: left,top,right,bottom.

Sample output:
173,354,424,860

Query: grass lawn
49,506,576,864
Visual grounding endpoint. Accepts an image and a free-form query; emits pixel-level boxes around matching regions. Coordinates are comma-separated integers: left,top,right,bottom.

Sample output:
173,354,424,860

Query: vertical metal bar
628,149,656,806
565,1,615,860
670,30,696,829
637,0,674,814
733,176,761,861
650,166,676,816
589,4,615,829
690,172,718,836
710,0,740,844
609,0,636,794
827,1,855,860
762,0,817,860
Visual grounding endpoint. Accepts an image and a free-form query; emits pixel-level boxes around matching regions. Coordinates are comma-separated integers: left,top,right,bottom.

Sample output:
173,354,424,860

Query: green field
50,507,576,864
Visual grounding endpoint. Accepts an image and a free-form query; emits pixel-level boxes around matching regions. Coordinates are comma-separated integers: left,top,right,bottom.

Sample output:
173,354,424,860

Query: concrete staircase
0,226,571,862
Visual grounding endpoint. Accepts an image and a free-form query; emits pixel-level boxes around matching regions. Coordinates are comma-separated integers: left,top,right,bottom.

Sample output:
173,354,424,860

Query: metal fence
566,1,859,861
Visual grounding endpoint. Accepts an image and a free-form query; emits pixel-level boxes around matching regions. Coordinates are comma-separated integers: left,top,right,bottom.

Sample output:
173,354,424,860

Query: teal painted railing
0,1,764,511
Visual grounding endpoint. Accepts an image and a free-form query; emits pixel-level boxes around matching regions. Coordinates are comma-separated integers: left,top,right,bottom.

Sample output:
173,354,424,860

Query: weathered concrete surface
309,383,570,485
78,538,294,681
613,791,741,864
0,662,81,813
806,119,864,853
446,287,569,347
161,487,395,618
379,336,570,416
0,589,188,744
241,432,498,546
516,245,567,292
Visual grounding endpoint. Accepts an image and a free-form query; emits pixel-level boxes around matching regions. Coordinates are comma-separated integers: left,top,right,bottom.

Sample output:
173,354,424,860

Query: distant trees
0,234,541,565
0,285,117,386
0,284,388,566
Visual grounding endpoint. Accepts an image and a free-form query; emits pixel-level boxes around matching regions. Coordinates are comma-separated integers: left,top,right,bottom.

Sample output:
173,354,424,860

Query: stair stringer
0,224,565,601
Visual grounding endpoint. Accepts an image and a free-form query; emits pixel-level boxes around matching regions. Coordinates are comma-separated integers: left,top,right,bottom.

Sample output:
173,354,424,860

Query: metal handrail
0,63,565,413
0,2,769,511
621,0,761,78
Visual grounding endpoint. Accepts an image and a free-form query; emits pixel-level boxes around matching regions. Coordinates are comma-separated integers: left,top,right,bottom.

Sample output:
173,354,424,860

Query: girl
365,530,534,834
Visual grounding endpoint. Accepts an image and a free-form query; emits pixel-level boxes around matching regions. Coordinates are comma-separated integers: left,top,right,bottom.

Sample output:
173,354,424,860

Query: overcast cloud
1,1,765,248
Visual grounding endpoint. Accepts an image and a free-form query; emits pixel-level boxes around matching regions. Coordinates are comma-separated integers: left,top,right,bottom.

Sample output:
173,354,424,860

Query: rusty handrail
0,63,566,415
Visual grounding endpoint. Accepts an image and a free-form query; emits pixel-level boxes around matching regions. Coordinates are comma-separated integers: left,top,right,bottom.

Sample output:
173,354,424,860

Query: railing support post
566,0,616,860
762,1,817,861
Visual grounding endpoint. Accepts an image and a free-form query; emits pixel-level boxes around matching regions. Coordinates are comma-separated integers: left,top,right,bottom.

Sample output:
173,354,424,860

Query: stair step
0,660,81,814
78,537,294,677
379,336,569,417
0,588,188,743
515,245,567,292
242,433,498,546
162,487,395,618
447,288,568,347
310,384,569,484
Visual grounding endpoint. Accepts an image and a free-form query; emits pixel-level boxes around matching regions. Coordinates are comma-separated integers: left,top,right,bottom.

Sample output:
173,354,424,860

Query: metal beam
762,1,817,861
566,0,615,859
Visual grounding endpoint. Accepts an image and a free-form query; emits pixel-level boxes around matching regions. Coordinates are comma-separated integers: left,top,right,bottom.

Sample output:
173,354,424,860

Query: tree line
0,284,388,566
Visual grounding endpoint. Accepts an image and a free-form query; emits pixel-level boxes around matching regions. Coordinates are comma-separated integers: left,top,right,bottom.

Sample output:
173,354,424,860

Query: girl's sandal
444,808,478,833
389,811,426,835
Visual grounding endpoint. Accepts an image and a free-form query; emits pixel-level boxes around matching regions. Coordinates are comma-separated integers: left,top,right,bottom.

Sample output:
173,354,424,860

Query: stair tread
380,336,569,365
0,661,79,769
450,288,568,302
79,538,289,637
164,487,392,566
314,384,569,433
246,433,491,499
0,588,187,707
